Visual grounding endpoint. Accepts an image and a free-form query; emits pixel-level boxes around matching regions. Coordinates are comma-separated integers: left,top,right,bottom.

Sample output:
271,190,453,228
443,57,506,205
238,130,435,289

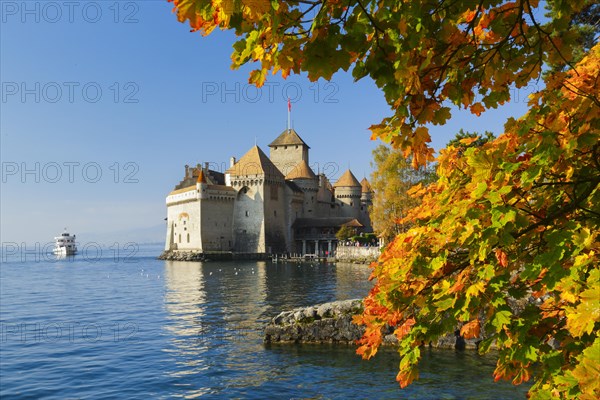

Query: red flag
288,98,291,112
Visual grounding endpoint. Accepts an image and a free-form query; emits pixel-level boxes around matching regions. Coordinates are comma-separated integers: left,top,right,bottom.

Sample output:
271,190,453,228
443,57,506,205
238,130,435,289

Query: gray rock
316,303,333,318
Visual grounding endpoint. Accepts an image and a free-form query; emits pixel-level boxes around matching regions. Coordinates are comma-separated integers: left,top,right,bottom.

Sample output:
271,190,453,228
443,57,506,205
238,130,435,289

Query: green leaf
490,310,512,332
472,182,488,200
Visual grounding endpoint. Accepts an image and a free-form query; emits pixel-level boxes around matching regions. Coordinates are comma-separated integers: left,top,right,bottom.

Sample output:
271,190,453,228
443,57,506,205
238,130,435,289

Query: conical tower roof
226,146,283,178
360,177,372,193
334,170,361,188
268,129,310,148
196,169,207,184
285,160,317,180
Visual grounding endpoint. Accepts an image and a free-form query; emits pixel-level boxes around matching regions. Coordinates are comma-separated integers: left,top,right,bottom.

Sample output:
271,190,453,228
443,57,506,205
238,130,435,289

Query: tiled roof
360,177,372,193
268,129,310,148
334,170,361,188
226,146,284,178
285,160,317,180
207,184,236,192
174,168,223,190
292,217,363,228
168,186,197,196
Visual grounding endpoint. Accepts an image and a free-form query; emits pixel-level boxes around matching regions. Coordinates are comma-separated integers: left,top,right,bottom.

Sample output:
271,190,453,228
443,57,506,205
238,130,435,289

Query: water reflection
334,262,373,300
162,261,213,398
161,260,374,397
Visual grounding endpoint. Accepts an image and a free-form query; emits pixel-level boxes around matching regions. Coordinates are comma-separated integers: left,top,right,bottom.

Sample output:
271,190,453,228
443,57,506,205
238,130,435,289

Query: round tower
285,160,318,215
333,170,362,218
360,178,373,204
195,169,208,199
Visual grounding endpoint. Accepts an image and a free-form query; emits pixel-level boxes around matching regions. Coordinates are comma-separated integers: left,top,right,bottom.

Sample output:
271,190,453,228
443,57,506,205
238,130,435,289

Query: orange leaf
464,9,477,23
495,248,508,267
394,318,416,340
460,319,481,339
396,367,419,388
470,102,485,116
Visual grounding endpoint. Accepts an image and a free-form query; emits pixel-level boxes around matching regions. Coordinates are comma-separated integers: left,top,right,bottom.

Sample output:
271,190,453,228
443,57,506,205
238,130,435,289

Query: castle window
284,146,287,149
178,234,181,243
274,210,277,216
183,220,186,225
295,145,298,149
350,202,353,206
187,233,190,243
245,211,249,217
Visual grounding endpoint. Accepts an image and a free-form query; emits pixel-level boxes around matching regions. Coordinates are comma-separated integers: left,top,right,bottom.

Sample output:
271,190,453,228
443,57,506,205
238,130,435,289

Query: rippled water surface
1,244,529,398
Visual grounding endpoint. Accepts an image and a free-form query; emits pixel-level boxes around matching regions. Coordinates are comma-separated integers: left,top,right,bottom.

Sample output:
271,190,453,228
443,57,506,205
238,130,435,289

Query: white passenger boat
53,230,78,255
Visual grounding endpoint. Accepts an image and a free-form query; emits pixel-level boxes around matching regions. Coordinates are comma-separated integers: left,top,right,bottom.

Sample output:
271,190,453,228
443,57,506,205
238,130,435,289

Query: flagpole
287,98,291,132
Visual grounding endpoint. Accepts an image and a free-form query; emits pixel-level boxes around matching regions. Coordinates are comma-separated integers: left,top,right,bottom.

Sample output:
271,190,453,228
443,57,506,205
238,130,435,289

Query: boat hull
53,247,77,255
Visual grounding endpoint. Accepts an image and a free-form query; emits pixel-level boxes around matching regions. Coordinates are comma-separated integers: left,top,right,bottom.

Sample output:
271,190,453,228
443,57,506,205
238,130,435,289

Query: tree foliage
370,145,435,243
353,47,600,397
336,225,356,241
167,0,600,397
446,129,496,150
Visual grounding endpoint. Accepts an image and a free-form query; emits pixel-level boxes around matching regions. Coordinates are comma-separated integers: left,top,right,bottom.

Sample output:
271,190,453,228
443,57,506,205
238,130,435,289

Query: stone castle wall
335,245,380,262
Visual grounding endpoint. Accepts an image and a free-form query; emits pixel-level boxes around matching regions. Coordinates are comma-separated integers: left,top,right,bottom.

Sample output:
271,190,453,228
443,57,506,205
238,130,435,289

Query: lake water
0,244,529,399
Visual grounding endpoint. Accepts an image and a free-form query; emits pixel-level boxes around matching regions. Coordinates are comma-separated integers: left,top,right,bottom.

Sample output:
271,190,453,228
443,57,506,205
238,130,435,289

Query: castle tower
285,160,318,216
268,129,310,176
226,145,288,253
196,168,208,199
360,177,373,231
360,177,373,204
334,170,362,218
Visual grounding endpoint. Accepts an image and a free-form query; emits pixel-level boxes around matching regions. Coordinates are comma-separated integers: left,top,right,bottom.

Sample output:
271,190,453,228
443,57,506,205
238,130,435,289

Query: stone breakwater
158,250,206,261
264,299,366,344
264,299,482,349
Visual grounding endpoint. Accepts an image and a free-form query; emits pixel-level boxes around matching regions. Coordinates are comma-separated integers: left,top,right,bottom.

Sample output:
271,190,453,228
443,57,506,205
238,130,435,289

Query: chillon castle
164,129,373,257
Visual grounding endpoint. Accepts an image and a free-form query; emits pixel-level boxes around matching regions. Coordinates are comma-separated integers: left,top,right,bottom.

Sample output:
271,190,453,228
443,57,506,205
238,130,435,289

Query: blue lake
0,244,529,398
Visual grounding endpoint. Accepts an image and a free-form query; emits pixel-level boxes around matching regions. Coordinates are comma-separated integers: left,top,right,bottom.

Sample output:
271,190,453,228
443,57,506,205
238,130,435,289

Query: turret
196,168,208,199
285,160,318,215
360,178,373,204
334,170,362,218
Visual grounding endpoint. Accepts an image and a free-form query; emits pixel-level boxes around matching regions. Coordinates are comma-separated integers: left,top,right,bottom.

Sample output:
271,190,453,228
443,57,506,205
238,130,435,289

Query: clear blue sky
0,1,532,244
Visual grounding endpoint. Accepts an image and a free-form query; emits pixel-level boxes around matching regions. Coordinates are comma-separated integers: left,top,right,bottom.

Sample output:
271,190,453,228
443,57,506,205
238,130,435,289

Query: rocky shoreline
158,250,207,261
264,299,483,349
